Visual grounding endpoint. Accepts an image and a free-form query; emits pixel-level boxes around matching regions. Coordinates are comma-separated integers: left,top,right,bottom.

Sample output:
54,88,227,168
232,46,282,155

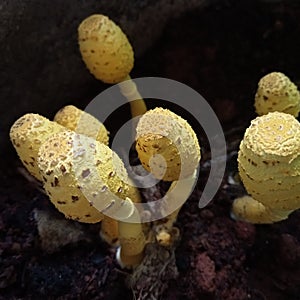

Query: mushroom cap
9,113,65,181
78,14,134,84
254,72,300,117
238,112,300,210
232,195,290,224
38,131,140,223
136,107,201,181
241,111,300,160
54,105,109,145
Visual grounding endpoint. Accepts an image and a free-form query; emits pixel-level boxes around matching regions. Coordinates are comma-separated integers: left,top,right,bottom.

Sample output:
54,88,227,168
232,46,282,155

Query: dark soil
2,1,300,299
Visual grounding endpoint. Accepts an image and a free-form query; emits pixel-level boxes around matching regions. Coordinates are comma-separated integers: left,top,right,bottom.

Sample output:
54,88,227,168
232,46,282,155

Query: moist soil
1,1,300,299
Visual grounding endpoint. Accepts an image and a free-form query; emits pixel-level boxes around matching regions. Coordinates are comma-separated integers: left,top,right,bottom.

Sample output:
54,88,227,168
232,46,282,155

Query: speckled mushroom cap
254,72,300,117
238,111,300,210
54,105,109,145
10,113,65,181
78,14,134,84
136,107,201,181
37,131,140,223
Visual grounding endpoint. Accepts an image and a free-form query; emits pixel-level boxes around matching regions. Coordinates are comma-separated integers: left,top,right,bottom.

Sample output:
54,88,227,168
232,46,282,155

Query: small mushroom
38,130,145,266
232,111,300,223
136,107,201,245
54,105,109,145
232,196,290,224
254,72,300,117
78,14,147,117
9,113,65,181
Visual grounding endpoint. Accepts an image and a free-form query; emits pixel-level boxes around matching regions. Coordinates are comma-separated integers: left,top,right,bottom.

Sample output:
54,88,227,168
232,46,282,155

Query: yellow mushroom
10,113,65,181
232,196,291,224
136,107,200,181
254,72,300,117
232,111,300,223
54,105,118,241
37,130,145,266
78,14,147,117
136,107,201,245
54,105,109,145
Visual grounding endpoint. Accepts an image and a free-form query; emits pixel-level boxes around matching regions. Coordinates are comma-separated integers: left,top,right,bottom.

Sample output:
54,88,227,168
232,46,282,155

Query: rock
33,208,90,253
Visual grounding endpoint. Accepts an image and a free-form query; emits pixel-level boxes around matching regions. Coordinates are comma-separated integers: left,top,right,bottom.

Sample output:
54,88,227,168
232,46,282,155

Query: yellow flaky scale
10,113,65,181
54,105,109,145
37,130,140,223
78,14,134,84
136,107,201,181
254,72,300,117
233,111,300,223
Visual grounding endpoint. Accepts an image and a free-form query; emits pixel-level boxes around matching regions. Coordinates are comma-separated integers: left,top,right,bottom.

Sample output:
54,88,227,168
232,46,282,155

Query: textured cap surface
136,107,200,181
10,113,65,181
238,112,300,210
255,72,300,117
38,131,140,223
241,111,300,159
54,105,109,145
78,14,134,84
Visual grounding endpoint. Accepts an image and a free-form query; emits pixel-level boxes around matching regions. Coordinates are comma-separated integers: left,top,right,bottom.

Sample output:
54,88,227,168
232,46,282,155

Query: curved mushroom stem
232,195,292,224
119,75,147,118
100,179,143,247
154,170,198,246
116,197,146,268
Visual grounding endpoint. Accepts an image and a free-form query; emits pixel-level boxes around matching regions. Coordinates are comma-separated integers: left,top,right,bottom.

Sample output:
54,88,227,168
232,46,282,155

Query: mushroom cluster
10,108,146,267
254,72,300,117
10,14,202,269
232,111,300,223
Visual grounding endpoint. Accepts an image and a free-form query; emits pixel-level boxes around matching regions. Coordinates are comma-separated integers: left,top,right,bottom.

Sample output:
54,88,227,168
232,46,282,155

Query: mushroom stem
119,75,147,117
100,179,143,247
232,195,292,224
117,198,146,268
155,171,198,246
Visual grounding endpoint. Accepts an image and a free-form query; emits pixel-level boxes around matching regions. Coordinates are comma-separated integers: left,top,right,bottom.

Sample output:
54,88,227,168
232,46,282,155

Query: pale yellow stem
119,75,147,117
117,197,146,268
154,171,198,246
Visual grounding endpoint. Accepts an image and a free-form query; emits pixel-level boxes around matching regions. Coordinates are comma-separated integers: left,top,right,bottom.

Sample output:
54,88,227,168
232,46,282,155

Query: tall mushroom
135,107,201,245
232,111,300,223
37,130,146,267
54,104,115,239
78,14,147,117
